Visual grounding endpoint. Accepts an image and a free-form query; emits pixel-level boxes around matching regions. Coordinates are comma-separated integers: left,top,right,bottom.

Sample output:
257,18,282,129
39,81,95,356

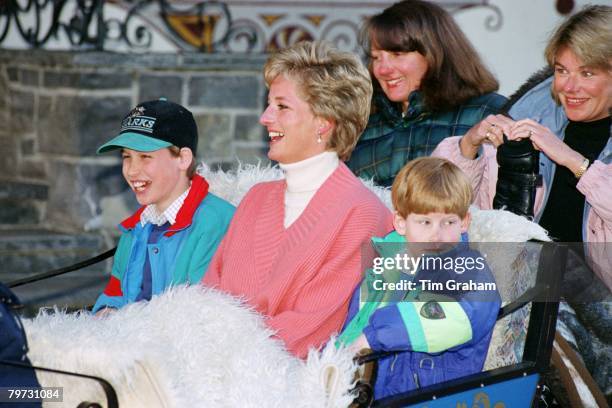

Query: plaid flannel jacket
347,91,508,186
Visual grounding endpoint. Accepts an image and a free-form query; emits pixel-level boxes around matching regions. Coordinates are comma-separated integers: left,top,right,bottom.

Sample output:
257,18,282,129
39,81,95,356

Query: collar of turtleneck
279,151,340,193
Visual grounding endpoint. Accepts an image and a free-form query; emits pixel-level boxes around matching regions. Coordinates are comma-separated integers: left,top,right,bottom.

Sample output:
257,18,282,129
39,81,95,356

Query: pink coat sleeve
268,204,393,358
577,160,612,290
577,160,612,229
431,136,498,210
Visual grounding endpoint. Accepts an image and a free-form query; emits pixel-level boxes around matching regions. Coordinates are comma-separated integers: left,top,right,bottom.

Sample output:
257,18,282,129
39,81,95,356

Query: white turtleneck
279,151,340,228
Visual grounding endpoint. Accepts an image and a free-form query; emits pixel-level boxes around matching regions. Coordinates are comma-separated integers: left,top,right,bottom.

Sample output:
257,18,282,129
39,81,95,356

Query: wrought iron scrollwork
0,0,107,48
449,1,503,31
116,0,155,50
0,0,256,52
0,0,505,52
157,0,257,52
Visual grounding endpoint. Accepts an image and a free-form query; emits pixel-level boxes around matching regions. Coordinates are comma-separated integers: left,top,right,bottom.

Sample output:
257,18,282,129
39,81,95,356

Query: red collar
119,174,210,237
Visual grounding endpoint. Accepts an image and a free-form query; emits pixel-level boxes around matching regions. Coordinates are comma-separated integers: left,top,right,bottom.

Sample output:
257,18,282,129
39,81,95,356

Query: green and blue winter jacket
340,231,501,399
92,175,235,312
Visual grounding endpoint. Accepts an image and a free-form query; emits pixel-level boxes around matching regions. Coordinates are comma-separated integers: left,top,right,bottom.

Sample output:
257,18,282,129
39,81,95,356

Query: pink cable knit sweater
203,163,393,358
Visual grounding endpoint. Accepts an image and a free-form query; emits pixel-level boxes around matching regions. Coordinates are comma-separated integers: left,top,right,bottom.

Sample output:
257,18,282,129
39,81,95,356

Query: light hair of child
391,157,473,218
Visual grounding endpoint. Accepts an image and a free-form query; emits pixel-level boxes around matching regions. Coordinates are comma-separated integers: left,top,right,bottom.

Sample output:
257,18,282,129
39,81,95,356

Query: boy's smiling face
121,147,191,212
394,211,471,253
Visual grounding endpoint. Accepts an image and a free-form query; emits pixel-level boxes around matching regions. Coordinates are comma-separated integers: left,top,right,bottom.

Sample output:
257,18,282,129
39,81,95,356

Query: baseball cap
97,98,198,154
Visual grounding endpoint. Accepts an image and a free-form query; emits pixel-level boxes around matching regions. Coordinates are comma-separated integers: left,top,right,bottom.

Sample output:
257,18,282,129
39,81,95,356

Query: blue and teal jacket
92,175,235,313
340,231,501,399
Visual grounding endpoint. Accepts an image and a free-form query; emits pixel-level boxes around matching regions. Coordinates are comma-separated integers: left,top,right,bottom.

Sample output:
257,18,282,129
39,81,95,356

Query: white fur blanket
24,163,550,407
25,286,356,408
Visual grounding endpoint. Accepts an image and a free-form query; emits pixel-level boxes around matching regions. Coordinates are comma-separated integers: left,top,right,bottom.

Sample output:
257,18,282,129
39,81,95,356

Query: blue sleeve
186,197,235,282
341,283,361,332
92,293,126,313
91,234,133,313
364,259,500,354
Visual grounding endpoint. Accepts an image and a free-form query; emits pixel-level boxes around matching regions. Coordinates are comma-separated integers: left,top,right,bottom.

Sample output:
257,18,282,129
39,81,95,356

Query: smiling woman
370,49,428,112
548,38,611,124
433,5,612,286
260,75,326,164
347,0,508,187
202,41,393,358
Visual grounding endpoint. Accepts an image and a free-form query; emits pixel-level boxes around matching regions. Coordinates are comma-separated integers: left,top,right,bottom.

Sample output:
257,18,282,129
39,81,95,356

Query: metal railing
0,0,258,52
0,0,510,53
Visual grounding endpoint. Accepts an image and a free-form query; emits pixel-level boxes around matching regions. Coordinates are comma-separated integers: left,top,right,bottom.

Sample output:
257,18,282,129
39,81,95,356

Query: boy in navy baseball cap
93,99,235,315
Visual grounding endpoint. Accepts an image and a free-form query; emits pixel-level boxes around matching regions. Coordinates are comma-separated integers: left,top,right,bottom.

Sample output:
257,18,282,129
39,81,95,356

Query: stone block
0,230,111,314
46,161,133,231
0,198,43,225
182,53,267,71
138,74,183,103
195,113,232,160
0,180,48,200
189,75,260,109
0,133,18,178
0,69,8,112
235,114,266,142
18,158,47,180
39,96,132,156
9,90,35,135
20,68,40,86
43,71,132,89
37,94,52,126
21,138,35,155
6,66,18,82
74,52,180,69
0,50,74,67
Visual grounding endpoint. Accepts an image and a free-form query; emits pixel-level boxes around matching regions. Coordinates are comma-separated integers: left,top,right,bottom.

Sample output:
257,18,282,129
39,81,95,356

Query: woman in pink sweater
203,41,394,358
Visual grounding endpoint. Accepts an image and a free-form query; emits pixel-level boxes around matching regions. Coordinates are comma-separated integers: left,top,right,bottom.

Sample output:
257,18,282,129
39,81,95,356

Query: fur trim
26,286,357,407
502,66,554,114
468,206,550,242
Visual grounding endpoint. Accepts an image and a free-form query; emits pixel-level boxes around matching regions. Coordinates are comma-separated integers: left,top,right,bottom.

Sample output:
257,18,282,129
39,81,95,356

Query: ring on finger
486,131,492,138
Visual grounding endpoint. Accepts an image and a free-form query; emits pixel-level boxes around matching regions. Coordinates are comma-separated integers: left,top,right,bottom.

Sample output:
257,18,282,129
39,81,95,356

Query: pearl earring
317,130,322,144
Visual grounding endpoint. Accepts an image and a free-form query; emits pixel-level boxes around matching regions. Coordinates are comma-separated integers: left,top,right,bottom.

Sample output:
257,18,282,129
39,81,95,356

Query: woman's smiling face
259,75,328,164
553,47,612,122
371,46,429,111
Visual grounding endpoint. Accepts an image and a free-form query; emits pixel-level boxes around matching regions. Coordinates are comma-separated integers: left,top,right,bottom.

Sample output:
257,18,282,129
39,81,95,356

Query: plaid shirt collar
376,91,426,125
140,186,191,227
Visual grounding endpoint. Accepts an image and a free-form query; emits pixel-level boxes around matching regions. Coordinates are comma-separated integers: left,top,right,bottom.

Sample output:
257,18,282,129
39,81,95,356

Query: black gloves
493,137,542,218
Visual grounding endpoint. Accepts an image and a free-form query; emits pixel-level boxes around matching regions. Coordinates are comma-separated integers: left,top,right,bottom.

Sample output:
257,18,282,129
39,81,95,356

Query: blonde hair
391,157,472,218
263,41,373,161
545,5,612,103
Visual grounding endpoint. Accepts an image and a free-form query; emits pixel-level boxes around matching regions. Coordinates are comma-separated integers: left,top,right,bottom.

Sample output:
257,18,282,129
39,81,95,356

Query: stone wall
0,49,270,310
0,49,269,233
